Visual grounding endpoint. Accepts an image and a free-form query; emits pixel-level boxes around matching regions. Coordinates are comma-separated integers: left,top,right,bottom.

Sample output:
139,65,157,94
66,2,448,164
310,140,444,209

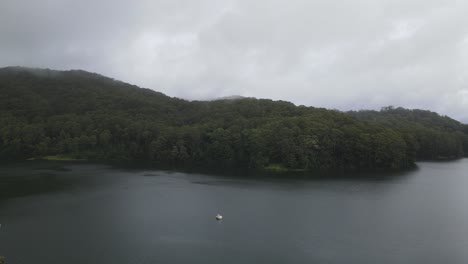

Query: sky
1,0,468,122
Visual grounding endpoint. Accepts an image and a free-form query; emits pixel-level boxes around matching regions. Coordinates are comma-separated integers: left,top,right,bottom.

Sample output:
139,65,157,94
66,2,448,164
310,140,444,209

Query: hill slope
1,67,467,170
350,107,468,160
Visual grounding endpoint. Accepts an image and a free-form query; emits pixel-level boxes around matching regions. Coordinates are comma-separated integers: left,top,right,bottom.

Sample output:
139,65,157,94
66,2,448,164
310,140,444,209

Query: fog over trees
1,67,467,171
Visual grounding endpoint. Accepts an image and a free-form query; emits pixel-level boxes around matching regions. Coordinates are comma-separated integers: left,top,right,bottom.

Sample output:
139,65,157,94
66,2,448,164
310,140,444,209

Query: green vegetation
39,155,85,161
263,164,306,172
350,106,468,161
1,67,467,171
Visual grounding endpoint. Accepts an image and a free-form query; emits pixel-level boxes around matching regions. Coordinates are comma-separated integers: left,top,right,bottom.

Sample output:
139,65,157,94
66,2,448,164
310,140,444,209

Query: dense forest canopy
1,66,467,170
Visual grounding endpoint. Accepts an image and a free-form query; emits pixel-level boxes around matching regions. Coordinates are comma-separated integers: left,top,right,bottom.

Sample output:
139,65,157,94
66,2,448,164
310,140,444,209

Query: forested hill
350,107,468,160
1,67,467,171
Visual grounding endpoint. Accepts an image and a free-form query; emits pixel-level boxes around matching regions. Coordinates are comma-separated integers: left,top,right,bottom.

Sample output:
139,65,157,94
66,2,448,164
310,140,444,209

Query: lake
1,159,468,263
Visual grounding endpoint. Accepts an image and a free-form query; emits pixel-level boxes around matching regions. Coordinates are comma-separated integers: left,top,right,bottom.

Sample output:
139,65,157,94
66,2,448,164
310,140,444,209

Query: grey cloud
1,0,468,121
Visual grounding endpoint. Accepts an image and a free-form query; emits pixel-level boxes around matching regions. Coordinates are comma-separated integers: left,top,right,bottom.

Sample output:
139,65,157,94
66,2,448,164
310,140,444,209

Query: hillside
350,107,468,160
1,67,467,170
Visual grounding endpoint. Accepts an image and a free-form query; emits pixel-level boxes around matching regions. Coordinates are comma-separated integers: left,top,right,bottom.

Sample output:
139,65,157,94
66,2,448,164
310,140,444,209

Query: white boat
216,214,223,220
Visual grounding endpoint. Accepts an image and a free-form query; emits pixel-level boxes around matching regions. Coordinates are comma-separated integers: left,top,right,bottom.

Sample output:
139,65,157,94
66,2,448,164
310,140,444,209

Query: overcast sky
1,0,468,121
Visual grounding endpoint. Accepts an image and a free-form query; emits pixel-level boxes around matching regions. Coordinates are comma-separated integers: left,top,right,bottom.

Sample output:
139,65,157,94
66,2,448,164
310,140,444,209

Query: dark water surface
1,160,468,263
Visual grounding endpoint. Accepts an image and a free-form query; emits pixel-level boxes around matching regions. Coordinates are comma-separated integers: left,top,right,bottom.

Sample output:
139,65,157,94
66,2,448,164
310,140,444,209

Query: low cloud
1,0,468,121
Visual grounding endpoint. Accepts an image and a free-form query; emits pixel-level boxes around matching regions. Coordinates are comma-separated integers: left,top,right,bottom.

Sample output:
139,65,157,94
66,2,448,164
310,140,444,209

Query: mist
1,0,467,121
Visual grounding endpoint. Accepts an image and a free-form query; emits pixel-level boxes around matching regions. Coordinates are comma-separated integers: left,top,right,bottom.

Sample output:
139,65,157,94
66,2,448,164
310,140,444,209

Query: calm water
1,160,468,263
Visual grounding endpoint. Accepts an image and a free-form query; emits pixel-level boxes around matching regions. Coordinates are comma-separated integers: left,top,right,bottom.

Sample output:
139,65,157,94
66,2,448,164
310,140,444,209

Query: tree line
1,67,467,171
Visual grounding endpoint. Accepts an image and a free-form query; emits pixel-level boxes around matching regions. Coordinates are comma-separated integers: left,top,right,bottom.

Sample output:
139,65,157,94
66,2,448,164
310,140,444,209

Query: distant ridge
0,66,467,171
213,95,250,101
0,66,120,83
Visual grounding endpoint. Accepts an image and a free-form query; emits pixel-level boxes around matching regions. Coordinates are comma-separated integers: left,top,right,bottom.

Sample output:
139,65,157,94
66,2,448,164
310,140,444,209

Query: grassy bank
28,155,86,161
263,164,306,172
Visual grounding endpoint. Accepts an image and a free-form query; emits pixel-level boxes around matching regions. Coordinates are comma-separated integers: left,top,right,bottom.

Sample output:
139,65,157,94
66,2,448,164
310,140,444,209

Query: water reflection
1,159,467,264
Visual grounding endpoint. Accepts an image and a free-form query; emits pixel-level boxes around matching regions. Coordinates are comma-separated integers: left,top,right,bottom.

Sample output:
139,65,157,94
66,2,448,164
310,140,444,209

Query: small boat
215,214,223,220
